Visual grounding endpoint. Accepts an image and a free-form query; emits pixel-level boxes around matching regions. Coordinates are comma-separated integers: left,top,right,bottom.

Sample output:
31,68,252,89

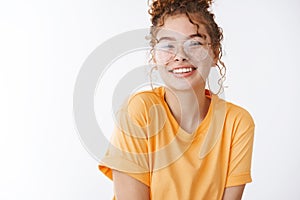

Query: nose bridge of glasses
168,40,186,59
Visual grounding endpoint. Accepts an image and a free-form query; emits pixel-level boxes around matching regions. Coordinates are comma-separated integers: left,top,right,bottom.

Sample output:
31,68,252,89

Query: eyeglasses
153,37,211,65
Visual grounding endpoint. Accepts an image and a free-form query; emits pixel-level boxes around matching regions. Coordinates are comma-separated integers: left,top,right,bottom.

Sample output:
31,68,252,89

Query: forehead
156,14,210,40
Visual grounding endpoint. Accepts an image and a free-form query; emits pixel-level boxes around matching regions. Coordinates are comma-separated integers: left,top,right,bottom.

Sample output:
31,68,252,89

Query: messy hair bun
148,0,226,94
149,0,213,26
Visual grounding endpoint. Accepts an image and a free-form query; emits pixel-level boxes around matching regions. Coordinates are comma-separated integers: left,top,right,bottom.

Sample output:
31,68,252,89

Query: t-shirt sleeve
98,94,151,186
225,108,255,187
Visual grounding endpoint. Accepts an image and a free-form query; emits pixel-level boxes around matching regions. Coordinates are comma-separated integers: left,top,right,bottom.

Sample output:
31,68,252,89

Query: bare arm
222,185,245,200
112,170,150,200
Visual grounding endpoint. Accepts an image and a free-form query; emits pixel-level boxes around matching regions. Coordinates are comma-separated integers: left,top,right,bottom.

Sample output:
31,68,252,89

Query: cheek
157,65,169,75
195,64,211,80
190,50,215,68
191,52,214,79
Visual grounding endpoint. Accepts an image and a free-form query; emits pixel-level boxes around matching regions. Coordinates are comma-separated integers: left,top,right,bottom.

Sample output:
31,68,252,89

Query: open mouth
168,67,197,74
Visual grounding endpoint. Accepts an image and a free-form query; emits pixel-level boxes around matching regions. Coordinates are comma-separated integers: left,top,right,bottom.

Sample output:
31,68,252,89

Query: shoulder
223,101,255,143
127,87,164,107
117,87,165,125
226,101,255,126
215,97,255,135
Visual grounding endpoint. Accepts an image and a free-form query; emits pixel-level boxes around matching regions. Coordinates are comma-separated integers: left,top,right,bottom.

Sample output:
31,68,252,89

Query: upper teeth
172,67,194,74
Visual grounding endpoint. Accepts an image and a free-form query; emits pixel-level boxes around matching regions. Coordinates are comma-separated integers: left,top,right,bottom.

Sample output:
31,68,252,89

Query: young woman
99,0,255,199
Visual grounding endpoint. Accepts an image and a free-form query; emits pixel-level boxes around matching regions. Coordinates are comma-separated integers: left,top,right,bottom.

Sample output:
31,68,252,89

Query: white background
1,0,300,199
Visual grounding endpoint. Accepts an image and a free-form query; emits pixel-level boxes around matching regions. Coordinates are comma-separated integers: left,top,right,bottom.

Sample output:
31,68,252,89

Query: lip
168,65,197,78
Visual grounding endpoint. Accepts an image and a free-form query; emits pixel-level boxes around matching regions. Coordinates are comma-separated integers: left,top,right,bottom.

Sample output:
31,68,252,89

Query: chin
162,77,206,92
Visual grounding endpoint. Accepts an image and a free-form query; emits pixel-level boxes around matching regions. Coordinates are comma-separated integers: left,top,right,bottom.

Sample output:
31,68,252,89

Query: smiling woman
153,14,215,91
98,0,255,200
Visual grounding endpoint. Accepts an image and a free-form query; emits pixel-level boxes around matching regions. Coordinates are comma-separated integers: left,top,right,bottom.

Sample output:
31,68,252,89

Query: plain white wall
1,0,300,199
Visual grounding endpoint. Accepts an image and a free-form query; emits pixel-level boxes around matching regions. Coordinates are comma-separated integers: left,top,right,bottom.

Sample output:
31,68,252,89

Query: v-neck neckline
157,86,215,141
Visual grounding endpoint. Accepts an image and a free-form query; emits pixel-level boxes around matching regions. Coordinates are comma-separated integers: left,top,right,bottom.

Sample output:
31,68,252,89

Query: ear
152,56,157,64
209,55,218,67
151,50,157,64
213,56,218,66
212,51,219,66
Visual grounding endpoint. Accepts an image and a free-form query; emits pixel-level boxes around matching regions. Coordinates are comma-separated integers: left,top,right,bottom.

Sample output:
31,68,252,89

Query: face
154,14,215,91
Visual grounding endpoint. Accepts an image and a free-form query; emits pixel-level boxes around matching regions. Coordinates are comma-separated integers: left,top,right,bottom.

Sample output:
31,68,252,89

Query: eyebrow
191,33,206,39
157,33,206,42
157,36,176,42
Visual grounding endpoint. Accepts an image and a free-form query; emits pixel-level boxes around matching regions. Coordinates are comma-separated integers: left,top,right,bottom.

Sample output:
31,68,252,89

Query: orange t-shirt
99,87,255,200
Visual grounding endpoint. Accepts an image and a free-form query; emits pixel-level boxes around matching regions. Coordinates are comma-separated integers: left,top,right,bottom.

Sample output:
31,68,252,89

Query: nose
174,45,188,62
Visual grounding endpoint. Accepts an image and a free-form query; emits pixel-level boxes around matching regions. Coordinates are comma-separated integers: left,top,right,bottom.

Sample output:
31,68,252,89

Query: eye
155,42,176,52
156,42,175,50
187,39,203,47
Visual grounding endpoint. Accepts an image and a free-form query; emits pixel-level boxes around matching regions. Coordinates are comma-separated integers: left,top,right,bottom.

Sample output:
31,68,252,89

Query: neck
164,86,210,133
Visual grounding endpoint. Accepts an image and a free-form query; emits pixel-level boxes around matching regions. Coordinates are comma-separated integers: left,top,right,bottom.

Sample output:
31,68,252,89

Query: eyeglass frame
153,35,212,64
